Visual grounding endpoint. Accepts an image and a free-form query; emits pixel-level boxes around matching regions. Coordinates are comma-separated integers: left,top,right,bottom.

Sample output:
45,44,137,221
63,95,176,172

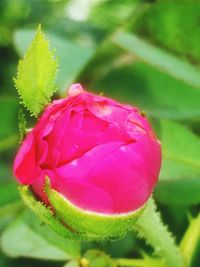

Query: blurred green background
0,0,200,266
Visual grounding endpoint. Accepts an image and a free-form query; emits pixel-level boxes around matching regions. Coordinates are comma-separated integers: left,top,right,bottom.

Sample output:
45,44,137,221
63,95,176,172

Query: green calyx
19,185,78,240
19,178,145,241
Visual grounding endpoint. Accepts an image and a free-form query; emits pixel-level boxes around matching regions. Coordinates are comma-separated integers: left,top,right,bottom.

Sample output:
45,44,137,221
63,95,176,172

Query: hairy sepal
19,185,80,240
45,177,145,241
19,179,145,241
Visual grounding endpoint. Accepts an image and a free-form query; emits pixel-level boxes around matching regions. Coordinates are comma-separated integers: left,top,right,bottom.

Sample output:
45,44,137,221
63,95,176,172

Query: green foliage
90,62,200,120
0,182,19,207
0,0,68,46
0,164,14,184
88,0,139,32
64,261,79,267
155,120,200,205
132,0,200,63
113,32,200,89
83,249,116,267
0,97,19,139
14,29,96,93
1,0,200,266
180,214,200,266
14,25,58,116
0,175,22,233
1,210,80,260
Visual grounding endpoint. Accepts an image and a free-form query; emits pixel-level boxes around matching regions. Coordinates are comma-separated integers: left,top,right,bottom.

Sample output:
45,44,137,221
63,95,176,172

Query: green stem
134,199,184,267
180,213,200,266
115,258,164,267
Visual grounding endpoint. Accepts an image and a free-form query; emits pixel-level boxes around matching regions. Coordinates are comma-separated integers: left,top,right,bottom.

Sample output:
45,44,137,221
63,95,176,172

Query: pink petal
54,137,160,214
53,174,114,213
55,110,129,165
85,143,157,213
13,132,38,184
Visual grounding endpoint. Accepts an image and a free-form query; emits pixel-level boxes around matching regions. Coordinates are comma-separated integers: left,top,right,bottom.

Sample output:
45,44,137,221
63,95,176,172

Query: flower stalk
115,257,164,267
180,213,200,267
134,199,184,267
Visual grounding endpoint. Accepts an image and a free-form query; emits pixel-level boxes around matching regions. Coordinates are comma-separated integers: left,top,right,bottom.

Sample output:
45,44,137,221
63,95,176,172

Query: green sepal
19,185,80,240
45,177,144,241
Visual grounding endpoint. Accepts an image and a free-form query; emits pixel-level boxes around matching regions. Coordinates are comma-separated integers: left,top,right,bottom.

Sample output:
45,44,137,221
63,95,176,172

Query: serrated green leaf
14,28,95,93
1,210,80,260
14,25,58,116
155,120,200,205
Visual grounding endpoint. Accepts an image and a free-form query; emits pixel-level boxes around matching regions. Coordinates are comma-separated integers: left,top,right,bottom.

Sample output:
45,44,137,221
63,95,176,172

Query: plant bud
14,84,161,240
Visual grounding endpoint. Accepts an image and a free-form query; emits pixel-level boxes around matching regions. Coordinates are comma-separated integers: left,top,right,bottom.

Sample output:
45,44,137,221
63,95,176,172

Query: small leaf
14,28,95,93
14,25,58,116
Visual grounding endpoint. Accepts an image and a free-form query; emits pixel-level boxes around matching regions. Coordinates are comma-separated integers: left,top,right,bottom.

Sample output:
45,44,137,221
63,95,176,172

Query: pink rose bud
14,84,161,239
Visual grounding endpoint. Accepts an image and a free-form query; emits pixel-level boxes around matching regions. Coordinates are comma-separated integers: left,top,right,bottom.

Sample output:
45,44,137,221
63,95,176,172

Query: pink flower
14,84,161,214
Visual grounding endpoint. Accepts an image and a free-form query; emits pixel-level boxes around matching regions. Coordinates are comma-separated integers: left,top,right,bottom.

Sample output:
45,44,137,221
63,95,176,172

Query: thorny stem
133,199,184,267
